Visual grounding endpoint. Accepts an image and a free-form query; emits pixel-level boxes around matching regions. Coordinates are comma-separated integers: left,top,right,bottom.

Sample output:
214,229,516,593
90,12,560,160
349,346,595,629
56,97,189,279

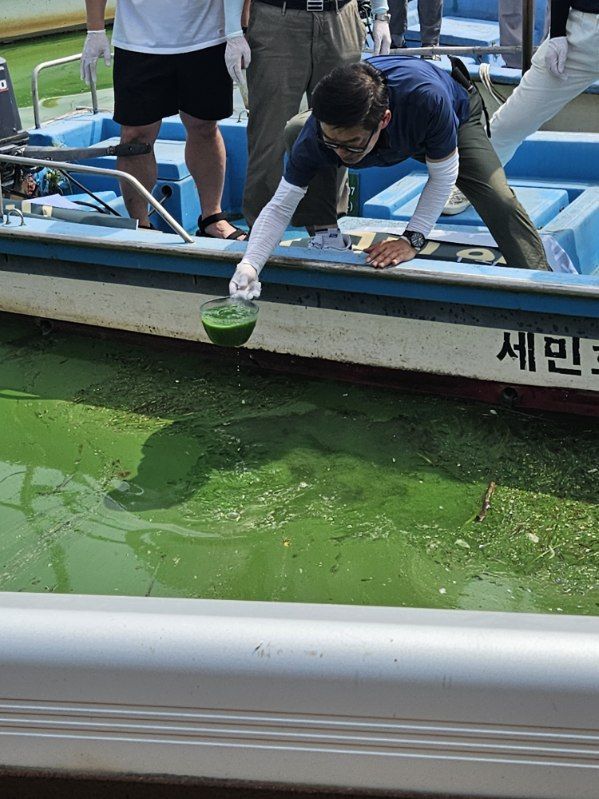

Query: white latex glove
372,19,392,56
229,260,261,300
225,34,252,86
80,29,112,86
545,36,568,80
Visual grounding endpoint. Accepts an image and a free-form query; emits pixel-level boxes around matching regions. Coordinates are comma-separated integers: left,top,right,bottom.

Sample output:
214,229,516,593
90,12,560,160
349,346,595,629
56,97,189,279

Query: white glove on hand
545,36,568,80
372,19,392,56
225,34,252,86
229,260,261,300
80,29,111,86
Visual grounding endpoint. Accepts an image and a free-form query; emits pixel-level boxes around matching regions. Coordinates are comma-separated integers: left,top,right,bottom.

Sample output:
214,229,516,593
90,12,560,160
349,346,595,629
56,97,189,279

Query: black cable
72,200,108,214
59,170,121,217
358,0,374,37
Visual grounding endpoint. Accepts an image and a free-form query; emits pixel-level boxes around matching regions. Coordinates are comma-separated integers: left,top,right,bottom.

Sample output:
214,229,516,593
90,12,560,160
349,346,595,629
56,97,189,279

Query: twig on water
476,481,496,522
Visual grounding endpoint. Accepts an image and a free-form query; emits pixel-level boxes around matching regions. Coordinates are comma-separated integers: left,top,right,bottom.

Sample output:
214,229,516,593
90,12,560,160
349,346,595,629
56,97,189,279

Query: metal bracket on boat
2,207,25,227
21,142,153,162
0,154,194,243
32,53,103,129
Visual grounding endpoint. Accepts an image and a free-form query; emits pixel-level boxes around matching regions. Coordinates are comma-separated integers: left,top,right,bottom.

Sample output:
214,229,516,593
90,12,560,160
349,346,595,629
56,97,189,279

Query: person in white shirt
80,0,247,239
443,0,599,215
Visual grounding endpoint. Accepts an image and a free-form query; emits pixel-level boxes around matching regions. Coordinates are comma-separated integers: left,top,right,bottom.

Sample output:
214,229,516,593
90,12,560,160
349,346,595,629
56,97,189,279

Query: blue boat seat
67,135,234,234
364,174,569,229
506,178,596,203
543,188,599,275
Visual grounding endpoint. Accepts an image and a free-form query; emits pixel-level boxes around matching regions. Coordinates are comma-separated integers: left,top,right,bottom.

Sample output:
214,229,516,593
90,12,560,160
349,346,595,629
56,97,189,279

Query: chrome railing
390,45,523,58
0,154,194,244
31,53,99,129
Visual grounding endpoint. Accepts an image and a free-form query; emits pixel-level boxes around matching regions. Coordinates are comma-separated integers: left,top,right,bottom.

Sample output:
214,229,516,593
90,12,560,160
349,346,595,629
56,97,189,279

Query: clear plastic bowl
200,297,259,347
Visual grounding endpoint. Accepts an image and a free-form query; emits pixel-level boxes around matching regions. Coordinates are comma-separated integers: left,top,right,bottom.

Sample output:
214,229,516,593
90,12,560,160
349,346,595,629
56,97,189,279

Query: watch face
408,232,425,250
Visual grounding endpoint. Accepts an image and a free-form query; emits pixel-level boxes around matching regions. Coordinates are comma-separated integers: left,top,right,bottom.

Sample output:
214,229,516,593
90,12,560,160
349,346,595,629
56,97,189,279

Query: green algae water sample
201,299,258,347
0,316,598,614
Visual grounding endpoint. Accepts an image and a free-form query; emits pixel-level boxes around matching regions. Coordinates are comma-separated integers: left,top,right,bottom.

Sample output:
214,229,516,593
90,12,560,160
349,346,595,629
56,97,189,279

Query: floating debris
476,481,497,522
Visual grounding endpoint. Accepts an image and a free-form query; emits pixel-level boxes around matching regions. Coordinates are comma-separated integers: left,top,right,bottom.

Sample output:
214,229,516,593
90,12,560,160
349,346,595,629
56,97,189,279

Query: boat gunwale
1,222,598,302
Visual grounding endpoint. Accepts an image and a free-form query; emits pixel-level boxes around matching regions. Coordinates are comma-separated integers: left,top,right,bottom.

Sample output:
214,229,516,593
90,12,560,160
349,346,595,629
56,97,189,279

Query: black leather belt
255,0,353,11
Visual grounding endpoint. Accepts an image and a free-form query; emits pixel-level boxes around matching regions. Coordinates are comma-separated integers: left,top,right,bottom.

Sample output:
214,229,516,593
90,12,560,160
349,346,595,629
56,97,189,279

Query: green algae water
201,300,258,347
0,316,598,614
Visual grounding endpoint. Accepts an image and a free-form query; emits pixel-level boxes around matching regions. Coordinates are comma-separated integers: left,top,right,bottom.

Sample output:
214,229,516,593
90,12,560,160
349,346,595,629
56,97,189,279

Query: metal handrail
31,53,99,129
0,154,194,244
389,45,524,57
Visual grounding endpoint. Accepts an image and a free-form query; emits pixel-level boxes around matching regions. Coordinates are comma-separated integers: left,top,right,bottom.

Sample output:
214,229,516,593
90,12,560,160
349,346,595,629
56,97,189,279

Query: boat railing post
0,153,195,244
90,79,99,116
522,0,534,73
31,53,104,129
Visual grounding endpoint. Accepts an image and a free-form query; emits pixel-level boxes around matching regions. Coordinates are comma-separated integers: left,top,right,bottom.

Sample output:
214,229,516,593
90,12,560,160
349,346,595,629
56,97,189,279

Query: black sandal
197,212,248,240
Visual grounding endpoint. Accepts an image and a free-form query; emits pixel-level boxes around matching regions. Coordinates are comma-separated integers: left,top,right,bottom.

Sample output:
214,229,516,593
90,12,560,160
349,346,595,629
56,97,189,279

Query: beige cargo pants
243,0,365,226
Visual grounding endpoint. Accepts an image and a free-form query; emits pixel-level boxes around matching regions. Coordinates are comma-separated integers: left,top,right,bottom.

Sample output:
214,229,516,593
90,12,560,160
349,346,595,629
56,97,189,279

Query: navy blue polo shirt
284,56,471,188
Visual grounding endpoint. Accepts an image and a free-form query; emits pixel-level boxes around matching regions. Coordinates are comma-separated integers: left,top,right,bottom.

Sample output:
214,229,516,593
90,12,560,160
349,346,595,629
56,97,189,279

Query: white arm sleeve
223,0,244,37
407,150,460,237
243,178,308,274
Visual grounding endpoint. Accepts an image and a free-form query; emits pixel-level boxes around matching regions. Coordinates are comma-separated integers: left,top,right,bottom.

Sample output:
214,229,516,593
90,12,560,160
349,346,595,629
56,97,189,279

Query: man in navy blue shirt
230,56,549,299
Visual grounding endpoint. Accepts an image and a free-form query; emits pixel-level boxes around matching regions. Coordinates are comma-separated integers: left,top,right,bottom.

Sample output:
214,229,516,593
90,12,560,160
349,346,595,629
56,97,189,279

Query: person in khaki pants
241,0,391,239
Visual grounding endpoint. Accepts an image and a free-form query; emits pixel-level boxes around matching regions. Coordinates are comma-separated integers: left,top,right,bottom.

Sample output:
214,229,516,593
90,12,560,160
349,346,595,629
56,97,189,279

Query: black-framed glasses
319,124,378,154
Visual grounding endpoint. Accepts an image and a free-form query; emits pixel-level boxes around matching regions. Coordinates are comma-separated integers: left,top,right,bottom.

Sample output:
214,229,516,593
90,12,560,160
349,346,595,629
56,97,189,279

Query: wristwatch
374,12,391,22
401,230,426,252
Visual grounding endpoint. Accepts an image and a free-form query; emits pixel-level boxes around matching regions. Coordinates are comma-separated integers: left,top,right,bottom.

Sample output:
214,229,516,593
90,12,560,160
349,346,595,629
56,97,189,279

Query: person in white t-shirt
80,0,248,239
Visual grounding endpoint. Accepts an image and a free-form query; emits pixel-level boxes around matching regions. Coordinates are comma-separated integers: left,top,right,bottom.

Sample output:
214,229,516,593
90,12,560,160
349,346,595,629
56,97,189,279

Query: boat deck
23,112,599,276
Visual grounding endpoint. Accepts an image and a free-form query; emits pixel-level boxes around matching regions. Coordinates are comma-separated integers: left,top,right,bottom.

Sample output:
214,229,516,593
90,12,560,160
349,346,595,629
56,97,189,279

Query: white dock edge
1,592,598,798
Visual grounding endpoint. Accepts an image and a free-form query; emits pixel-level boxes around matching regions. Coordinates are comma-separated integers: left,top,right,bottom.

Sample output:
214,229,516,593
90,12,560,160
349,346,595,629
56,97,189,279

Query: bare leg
181,112,244,239
117,122,161,227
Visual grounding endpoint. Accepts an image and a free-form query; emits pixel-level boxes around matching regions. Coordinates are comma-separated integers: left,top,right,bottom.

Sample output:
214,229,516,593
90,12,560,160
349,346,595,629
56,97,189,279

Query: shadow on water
1,317,596,504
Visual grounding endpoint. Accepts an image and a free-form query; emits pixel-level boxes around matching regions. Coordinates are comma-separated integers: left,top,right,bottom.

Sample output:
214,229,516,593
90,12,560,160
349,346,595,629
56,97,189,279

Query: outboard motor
0,57,30,196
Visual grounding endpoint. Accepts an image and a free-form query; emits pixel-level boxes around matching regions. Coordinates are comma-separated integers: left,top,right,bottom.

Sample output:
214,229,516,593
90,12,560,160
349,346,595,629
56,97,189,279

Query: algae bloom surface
0,317,597,614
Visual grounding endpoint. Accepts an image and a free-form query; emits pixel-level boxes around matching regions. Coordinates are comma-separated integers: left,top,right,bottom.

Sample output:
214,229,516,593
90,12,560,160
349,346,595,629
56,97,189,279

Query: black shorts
113,43,233,127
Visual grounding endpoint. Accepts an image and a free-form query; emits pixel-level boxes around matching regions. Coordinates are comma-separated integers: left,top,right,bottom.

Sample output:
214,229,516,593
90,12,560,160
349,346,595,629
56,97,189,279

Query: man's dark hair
311,61,389,130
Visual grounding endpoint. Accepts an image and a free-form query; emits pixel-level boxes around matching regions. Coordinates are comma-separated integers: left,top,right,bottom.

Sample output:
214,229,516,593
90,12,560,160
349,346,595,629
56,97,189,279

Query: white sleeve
406,150,460,237
371,0,389,12
243,178,308,274
223,0,244,37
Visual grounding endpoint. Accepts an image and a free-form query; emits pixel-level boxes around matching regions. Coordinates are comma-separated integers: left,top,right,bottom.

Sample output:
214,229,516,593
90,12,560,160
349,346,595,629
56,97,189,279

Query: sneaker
442,186,471,216
307,227,353,251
